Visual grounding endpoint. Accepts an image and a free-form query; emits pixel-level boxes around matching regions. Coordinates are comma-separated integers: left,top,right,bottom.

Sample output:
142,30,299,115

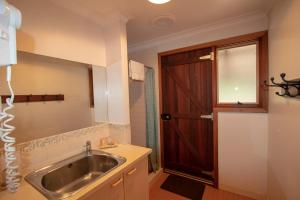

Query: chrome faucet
85,141,92,155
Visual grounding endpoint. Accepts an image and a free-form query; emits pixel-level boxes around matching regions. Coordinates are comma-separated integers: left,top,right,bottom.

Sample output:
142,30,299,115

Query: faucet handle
84,140,92,154
86,140,91,146
83,140,91,148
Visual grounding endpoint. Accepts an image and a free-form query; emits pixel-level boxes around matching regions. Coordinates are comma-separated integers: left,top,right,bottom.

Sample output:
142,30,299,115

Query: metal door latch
199,52,214,61
200,113,213,121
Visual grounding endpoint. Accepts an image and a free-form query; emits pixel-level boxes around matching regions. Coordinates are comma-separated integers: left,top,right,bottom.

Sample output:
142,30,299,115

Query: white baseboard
220,184,267,200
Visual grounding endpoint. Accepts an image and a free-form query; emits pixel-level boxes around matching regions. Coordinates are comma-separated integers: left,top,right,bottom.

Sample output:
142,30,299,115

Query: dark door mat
160,175,205,200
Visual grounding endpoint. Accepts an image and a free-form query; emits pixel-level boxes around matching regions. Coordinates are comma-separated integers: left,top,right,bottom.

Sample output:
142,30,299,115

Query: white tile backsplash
0,123,130,176
109,124,131,144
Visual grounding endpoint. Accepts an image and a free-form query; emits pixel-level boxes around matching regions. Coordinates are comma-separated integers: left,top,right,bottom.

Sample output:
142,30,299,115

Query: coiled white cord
0,65,20,192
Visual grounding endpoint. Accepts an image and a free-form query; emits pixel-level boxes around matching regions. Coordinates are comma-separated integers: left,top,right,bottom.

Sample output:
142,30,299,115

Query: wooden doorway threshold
164,169,214,186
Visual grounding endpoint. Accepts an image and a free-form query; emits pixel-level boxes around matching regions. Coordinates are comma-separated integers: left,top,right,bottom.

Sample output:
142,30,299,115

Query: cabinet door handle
111,177,123,188
127,168,137,176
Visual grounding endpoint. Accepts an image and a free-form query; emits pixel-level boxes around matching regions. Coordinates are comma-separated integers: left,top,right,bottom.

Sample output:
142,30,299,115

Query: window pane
217,44,257,104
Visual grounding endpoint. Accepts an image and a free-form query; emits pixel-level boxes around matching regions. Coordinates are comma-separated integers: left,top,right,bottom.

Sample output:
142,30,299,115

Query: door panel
162,48,214,179
124,158,149,200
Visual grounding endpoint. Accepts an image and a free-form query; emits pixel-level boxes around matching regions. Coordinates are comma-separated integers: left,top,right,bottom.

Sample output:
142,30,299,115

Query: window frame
212,31,268,113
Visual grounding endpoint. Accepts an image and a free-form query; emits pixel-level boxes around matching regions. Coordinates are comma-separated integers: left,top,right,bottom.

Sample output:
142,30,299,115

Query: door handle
161,113,171,121
111,177,123,188
127,168,137,176
200,113,213,121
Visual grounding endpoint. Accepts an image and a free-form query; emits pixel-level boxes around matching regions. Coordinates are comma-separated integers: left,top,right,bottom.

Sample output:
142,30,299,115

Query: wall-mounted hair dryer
0,0,22,66
0,0,22,193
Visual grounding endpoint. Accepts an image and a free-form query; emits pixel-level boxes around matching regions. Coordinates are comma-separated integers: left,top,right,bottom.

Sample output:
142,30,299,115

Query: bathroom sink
25,150,126,199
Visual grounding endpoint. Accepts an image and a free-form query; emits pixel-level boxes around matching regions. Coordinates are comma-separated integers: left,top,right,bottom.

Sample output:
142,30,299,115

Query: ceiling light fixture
148,0,171,4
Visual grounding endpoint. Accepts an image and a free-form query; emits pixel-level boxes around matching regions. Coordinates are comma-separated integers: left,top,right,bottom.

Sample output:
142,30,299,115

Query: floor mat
160,175,205,200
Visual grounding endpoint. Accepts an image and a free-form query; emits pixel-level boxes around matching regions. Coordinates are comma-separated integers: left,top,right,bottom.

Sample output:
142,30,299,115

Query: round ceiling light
148,0,171,4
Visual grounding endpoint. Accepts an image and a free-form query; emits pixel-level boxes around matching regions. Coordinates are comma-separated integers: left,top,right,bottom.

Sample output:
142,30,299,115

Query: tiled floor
150,173,254,200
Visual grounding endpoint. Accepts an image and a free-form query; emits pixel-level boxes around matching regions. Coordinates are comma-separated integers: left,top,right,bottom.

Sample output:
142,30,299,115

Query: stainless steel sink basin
25,150,126,199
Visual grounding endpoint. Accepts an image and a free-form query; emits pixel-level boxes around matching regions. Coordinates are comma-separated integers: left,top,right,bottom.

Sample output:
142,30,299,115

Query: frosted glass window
217,44,257,104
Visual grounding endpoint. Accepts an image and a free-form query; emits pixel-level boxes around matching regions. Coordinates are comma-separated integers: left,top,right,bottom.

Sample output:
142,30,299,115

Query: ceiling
48,0,278,46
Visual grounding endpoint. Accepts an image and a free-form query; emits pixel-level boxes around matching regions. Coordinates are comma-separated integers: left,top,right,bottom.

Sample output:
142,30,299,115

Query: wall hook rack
1,94,64,104
264,73,300,97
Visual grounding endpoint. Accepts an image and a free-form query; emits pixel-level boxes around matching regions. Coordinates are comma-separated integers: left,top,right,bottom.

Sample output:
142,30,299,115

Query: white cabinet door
80,173,124,200
124,158,149,200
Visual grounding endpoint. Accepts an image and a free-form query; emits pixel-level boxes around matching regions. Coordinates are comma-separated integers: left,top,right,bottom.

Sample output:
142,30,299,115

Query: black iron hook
265,73,300,98
280,73,300,85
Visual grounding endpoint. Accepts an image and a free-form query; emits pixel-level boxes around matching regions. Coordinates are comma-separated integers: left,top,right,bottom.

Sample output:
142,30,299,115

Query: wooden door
161,47,214,181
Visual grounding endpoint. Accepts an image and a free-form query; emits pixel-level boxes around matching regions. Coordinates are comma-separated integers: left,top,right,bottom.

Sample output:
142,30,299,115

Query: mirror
217,43,258,104
0,51,107,144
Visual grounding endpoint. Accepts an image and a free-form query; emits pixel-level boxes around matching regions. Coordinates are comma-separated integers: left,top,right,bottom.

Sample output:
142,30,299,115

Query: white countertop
0,144,152,200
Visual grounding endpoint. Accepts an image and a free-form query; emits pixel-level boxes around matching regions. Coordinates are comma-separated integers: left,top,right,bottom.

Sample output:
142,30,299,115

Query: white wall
219,113,268,199
104,18,131,126
102,17,131,144
129,13,269,199
268,0,300,199
8,0,106,66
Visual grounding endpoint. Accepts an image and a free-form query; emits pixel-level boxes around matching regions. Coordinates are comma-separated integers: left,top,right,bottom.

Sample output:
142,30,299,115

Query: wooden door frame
157,30,268,188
